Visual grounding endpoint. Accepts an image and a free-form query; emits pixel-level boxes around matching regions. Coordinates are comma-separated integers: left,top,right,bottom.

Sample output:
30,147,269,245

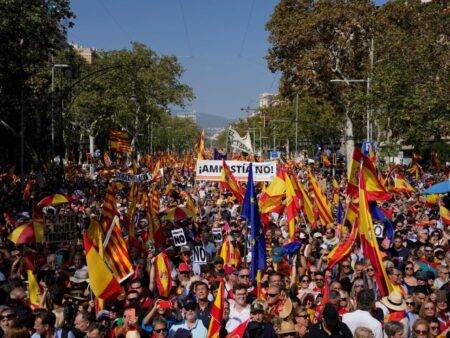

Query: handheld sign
193,246,207,263
212,228,223,243
171,228,187,247
374,223,384,238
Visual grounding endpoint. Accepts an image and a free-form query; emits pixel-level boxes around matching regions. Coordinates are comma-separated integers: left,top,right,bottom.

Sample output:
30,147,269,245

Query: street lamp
51,63,70,160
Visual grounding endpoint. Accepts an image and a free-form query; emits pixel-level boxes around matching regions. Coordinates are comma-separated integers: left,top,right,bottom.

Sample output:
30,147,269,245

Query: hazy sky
68,0,386,120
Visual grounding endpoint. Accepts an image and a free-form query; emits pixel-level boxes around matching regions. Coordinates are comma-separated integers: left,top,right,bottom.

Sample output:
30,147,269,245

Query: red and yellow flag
308,170,333,226
295,177,316,227
332,178,340,205
361,155,391,201
148,188,161,240
154,252,173,297
327,218,359,270
24,257,41,308
391,174,414,194
440,205,450,225
83,233,123,300
285,172,299,242
151,160,163,182
358,171,393,297
207,282,225,338
8,220,44,244
220,238,242,268
346,148,362,197
196,129,206,160
220,160,245,203
109,130,132,153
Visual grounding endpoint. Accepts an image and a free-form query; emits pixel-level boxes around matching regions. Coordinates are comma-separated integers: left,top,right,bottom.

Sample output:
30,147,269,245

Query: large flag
154,252,173,297
327,219,358,270
370,202,394,241
101,185,133,282
220,160,245,203
241,163,266,281
295,176,316,227
8,220,44,244
228,127,253,154
284,172,299,242
225,319,250,338
361,155,391,201
148,188,161,240
347,147,362,197
196,129,206,160
308,170,333,226
391,174,414,194
440,205,450,225
83,233,123,300
358,171,393,297
24,257,41,307
207,282,225,338
220,237,242,267
109,130,132,153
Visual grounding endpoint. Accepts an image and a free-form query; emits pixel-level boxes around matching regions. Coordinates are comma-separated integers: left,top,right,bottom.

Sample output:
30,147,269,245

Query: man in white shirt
342,290,383,338
225,283,250,333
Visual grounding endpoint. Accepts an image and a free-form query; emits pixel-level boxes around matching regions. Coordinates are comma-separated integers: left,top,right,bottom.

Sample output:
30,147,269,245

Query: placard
374,223,384,238
115,172,152,183
43,213,79,243
212,228,223,243
195,160,277,182
171,228,187,247
193,246,207,263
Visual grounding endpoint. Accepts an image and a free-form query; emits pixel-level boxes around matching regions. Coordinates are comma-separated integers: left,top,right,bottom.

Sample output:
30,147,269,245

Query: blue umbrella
424,180,450,195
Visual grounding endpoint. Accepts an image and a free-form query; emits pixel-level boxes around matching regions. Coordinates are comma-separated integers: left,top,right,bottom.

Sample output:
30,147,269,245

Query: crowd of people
0,154,449,338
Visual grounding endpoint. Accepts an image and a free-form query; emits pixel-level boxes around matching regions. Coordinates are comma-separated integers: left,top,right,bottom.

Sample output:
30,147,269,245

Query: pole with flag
241,163,266,282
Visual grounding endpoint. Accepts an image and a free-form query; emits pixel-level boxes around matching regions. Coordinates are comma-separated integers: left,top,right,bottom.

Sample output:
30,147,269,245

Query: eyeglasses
406,302,415,306
267,293,279,298
366,268,374,272
430,325,439,331
154,328,167,333
0,314,15,320
425,306,435,310
239,274,250,279
296,314,308,319
405,267,414,270
342,264,350,268
301,279,309,283
414,329,428,334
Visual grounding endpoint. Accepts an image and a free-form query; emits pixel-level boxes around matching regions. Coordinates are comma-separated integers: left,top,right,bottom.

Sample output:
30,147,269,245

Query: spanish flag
263,166,286,196
220,160,245,203
308,170,333,226
346,147,362,197
207,282,225,338
259,194,284,214
361,155,391,201
327,218,358,270
332,178,340,205
358,171,393,297
154,252,173,297
220,237,242,268
196,129,206,160
285,172,299,242
83,233,123,300
440,205,450,225
391,174,414,194
8,220,44,244
24,257,41,308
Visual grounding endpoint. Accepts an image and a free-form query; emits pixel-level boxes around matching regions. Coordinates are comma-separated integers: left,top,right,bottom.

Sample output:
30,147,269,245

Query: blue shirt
168,319,207,338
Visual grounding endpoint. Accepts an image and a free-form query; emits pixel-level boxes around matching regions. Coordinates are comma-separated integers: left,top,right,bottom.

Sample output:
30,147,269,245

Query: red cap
178,263,191,272
224,265,237,275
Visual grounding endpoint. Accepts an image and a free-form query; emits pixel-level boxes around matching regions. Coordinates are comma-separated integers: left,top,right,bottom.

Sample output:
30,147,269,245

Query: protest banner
43,213,79,243
195,160,277,182
193,246,207,263
228,127,253,154
115,172,152,183
212,228,223,243
171,228,187,247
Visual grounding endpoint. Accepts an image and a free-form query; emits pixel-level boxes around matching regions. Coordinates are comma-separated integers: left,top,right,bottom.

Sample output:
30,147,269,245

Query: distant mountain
196,112,232,129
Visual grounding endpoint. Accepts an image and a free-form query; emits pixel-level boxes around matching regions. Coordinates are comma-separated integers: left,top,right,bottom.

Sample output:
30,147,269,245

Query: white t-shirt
342,309,383,338
225,299,250,333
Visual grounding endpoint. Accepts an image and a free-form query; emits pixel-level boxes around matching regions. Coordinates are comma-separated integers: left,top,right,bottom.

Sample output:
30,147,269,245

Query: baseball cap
178,263,191,273
180,245,191,253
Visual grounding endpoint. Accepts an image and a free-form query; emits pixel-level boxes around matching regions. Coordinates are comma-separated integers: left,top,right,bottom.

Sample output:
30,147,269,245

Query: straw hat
279,298,293,319
381,290,406,311
278,320,297,334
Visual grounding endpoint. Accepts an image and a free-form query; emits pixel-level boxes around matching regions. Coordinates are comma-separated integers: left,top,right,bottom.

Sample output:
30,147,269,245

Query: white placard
374,223,384,238
193,246,207,263
195,160,277,182
171,228,187,247
212,228,223,243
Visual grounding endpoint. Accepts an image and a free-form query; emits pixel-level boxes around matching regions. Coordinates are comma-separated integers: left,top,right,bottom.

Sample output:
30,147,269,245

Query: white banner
228,127,253,154
193,246,207,263
171,228,187,247
212,228,223,243
195,160,277,182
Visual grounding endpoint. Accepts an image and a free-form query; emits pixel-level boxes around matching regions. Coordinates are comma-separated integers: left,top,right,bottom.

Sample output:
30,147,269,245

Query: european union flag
241,163,266,280
369,202,394,241
213,148,227,160
336,201,344,224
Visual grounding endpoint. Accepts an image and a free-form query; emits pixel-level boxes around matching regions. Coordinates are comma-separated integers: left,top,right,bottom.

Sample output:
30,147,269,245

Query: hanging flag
391,174,414,194
207,282,225,338
83,233,122,299
196,129,207,160
220,160,245,203
241,163,266,281
440,205,450,225
109,130,132,153
8,220,44,244
361,155,391,201
370,202,394,241
228,127,254,154
346,147,362,197
358,171,394,297
332,179,340,205
308,170,333,226
154,252,173,297
220,238,242,268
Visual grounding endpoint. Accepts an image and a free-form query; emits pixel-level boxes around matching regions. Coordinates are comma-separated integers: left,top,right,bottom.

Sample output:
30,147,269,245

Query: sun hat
70,269,89,283
278,320,297,334
381,290,407,311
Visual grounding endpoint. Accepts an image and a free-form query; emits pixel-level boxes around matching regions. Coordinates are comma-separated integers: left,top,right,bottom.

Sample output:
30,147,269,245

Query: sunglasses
0,314,15,320
405,267,414,270
366,268,374,272
341,298,347,301
154,328,167,333
342,265,351,268
425,306,434,310
239,274,250,279
355,284,364,288
406,302,415,306
302,279,309,283
414,329,428,334
267,293,279,298
430,326,439,331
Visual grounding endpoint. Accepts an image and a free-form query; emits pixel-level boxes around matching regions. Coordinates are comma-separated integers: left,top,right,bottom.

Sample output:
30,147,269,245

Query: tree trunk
345,107,354,177
89,134,95,176
78,131,84,165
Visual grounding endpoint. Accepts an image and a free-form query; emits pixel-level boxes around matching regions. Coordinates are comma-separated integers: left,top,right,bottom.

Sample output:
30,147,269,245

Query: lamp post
51,63,70,161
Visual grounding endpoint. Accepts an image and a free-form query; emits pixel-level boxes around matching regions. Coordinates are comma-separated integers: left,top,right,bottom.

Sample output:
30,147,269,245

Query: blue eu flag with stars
241,163,266,281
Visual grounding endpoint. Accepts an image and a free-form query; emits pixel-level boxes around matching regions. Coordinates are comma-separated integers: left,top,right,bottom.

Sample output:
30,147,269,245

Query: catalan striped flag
101,184,133,282
391,174,414,194
83,233,123,300
308,170,333,226
151,160,163,182
207,282,225,338
8,220,44,244
284,172,299,242
109,130,132,153
347,148,362,197
361,155,391,201
154,252,173,297
148,188,160,240
196,129,206,160
295,176,316,227
220,160,245,203
358,170,394,297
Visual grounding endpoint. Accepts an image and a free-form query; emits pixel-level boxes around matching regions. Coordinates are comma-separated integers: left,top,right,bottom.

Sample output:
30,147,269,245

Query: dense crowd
0,156,449,338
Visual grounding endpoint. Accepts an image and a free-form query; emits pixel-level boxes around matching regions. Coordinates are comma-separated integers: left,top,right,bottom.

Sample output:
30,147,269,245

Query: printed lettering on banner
212,228,223,243
195,160,277,182
43,213,79,243
171,228,187,247
193,246,207,263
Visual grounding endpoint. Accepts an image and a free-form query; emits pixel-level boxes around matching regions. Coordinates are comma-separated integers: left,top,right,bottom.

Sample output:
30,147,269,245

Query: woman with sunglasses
412,318,430,338
405,296,420,331
419,299,437,322
293,306,310,337
296,275,313,301
300,294,316,322
338,291,353,316
403,261,418,294
0,308,16,338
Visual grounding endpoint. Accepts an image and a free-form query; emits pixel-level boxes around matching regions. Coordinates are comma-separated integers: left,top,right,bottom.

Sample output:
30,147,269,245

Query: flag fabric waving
225,319,250,338
220,237,242,268
241,163,266,281
361,155,391,201
24,257,41,308
284,172,299,242
391,174,414,194
347,148,362,197
83,233,123,300
109,130,132,153
196,129,206,160
207,282,225,338
8,220,44,244
154,252,173,297
307,170,333,226
220,160,245,203
440,204,450,225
